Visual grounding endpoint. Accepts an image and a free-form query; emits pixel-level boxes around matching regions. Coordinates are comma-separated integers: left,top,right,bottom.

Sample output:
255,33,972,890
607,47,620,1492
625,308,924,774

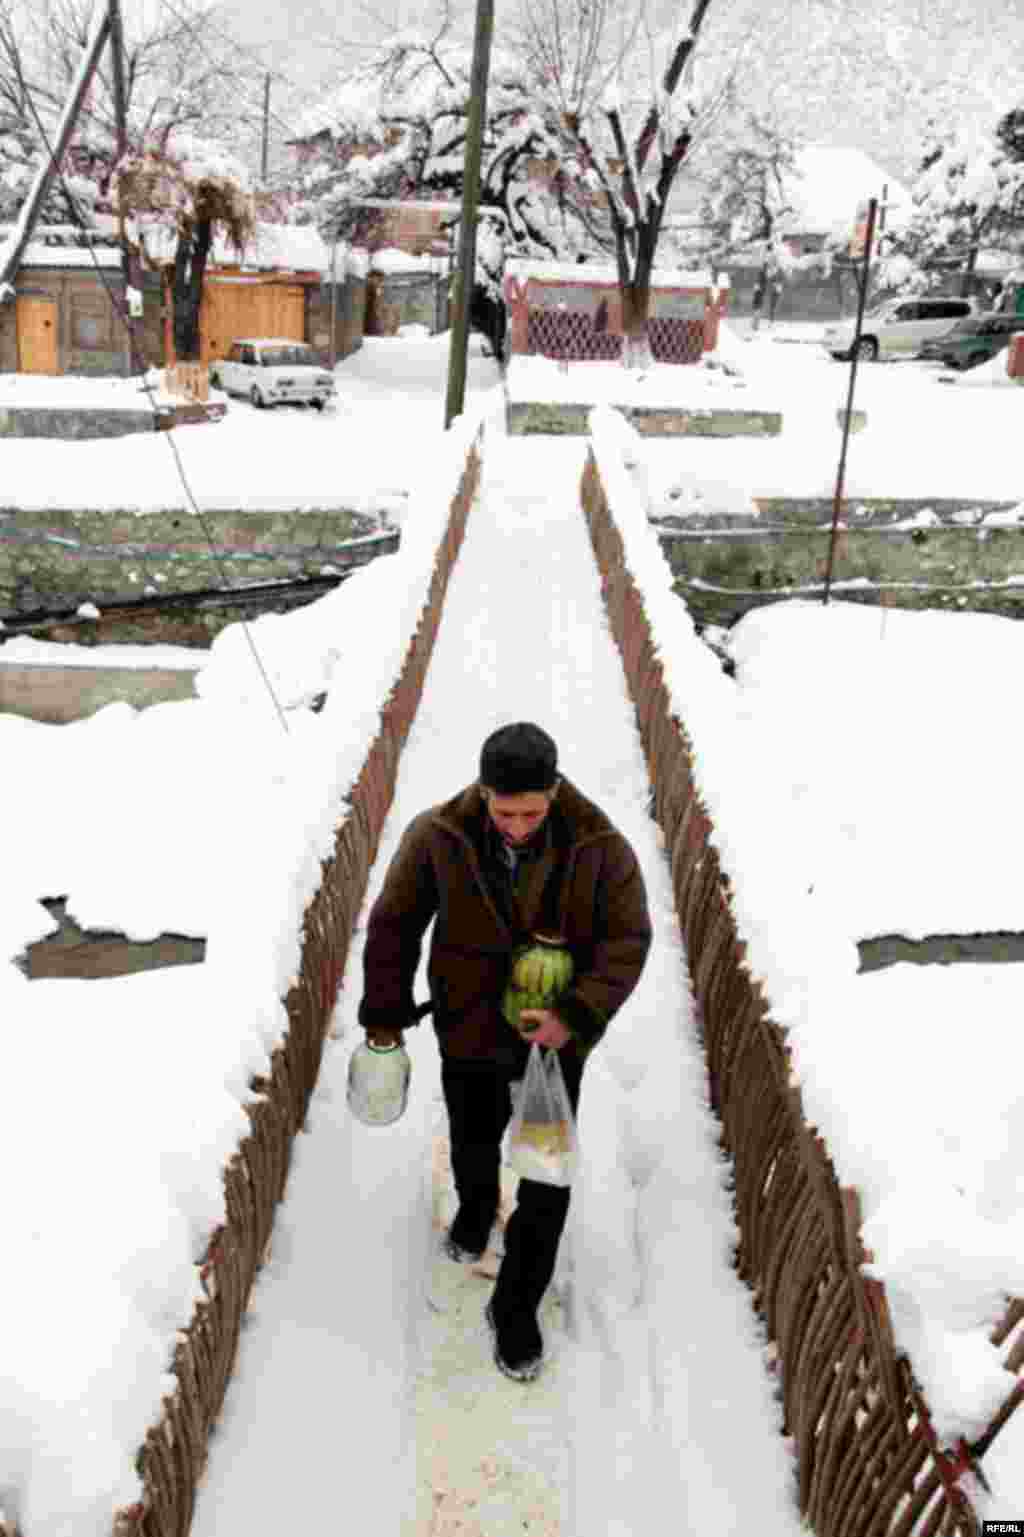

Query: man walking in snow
358,722,652,1382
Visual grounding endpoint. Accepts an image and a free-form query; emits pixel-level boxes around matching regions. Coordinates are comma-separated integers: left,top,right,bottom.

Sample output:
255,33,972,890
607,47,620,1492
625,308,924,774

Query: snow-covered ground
188,428,801,1537
2,326,1023,1533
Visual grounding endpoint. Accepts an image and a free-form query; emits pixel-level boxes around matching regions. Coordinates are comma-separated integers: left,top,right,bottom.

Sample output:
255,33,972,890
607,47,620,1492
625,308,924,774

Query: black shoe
485,1301,544,1383
442,1229,485,1263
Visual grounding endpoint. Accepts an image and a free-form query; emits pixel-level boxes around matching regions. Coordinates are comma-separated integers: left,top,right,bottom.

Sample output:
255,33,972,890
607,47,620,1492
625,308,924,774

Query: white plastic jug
347,1039,411,1126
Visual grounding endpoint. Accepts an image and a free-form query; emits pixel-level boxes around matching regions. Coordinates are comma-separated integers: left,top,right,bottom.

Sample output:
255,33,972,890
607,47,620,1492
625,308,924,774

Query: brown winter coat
358,777,652,1061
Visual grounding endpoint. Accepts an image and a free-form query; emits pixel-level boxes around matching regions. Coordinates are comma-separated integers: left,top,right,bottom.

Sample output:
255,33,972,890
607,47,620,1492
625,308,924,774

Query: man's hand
517,1009,572,1050
366,1027,404,1049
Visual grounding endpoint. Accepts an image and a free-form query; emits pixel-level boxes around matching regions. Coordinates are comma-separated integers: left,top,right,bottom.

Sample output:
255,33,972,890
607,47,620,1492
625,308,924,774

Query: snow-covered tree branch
112,132,255,361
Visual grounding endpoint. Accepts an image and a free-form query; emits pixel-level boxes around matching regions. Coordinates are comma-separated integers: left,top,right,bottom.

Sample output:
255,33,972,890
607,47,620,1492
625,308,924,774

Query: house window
71,304,109,349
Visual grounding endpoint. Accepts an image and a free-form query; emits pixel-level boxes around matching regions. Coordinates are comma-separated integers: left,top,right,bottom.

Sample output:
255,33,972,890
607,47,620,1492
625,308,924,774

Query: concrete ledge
0,512,395,616
0,405,157,439
506,399,782,437
654,497,1024,626
0,662,198,722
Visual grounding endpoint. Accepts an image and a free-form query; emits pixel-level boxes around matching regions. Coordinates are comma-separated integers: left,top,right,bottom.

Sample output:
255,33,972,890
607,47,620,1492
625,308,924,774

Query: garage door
202,282,306,364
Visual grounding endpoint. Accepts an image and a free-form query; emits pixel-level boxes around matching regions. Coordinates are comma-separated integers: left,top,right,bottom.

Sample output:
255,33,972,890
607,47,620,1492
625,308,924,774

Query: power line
14,57,292,736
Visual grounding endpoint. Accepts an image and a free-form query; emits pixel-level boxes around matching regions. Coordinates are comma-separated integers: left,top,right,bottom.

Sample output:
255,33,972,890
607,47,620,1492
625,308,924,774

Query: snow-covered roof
778,145,912,237
140,221,330,274
17,241,123,270
369,246,447,275
3,221,331,275
505,258,712,287
354,198,461,213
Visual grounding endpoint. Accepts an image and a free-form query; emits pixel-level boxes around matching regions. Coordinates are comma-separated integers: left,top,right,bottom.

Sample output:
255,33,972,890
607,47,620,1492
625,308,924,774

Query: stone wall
0,406,157,440
653,498,1024,627
0,661,198,723
506,399,781,438
0,507,394,617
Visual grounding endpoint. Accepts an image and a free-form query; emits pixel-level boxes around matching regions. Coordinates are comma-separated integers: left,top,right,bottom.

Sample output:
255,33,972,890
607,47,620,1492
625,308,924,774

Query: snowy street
188,414,802,1536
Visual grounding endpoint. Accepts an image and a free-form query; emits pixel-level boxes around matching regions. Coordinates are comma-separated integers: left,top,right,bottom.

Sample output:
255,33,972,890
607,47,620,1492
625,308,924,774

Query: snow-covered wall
581,404,1021,1534
0,414,482,1537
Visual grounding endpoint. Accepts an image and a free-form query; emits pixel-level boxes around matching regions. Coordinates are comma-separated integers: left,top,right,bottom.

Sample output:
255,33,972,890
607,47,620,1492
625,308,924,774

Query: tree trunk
171,217,214,363
621,279,653,370
959,243,979,299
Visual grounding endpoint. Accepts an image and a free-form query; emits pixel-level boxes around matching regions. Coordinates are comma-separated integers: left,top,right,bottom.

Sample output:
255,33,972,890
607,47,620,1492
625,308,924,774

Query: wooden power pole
443,0,495,429
0,4,111,292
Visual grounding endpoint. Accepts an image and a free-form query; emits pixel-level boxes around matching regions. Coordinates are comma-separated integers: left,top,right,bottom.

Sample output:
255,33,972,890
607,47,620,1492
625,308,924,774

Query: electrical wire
13,53,294,735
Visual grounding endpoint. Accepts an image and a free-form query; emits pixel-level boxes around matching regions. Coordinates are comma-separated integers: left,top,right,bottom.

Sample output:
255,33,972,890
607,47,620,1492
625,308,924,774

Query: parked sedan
917,311,1024,371
209,339,336,409
822,296,972,361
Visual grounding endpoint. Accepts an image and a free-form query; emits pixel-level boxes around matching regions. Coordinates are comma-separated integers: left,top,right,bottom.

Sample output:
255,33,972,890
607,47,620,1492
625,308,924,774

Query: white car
822,296,974,362
209,338,336,409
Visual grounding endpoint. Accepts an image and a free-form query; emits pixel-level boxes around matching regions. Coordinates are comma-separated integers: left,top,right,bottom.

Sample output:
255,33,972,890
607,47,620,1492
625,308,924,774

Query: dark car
918,311,1024,371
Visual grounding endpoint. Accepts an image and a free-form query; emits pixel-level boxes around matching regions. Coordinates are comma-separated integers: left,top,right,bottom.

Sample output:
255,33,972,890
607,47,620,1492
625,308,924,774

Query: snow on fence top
369,246,447,276
586,402,1024,1513
0,409,483,1535
505,257,712,287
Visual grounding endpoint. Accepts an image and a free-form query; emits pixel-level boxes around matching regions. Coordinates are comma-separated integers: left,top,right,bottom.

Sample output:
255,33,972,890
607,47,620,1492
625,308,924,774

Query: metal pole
261,73,271,182
329,238,338,371
443,0,495,429
823,196,879,606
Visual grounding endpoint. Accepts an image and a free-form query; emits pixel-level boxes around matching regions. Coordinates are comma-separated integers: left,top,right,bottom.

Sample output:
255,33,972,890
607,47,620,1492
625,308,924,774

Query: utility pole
108,0,128,159
443,0,495,429
107,0,135,371
0,4,111,292
261,73,271,183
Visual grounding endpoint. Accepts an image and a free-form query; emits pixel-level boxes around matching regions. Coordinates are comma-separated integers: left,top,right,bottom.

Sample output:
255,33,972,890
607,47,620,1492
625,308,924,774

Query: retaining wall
653,499,1024,626
75,431,482,1537
581,447,1024,1537
507,399,782,438
0,511,395,617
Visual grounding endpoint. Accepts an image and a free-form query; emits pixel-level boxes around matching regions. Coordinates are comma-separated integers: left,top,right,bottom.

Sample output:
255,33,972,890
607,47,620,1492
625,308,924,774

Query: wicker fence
581,446,1024,1537
59,436,482,1537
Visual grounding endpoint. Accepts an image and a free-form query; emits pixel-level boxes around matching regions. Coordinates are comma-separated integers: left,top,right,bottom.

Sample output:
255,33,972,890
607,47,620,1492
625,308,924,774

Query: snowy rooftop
140,220,330,274
778,144,912,236
506,257,712,286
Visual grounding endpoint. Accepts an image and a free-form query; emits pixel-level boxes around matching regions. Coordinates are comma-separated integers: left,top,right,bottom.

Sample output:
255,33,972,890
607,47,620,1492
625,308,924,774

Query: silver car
823,296,973,362
210,338,336,410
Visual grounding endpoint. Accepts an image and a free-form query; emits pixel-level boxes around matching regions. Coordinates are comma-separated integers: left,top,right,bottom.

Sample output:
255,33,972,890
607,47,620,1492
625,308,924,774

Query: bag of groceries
507,1043,578,1187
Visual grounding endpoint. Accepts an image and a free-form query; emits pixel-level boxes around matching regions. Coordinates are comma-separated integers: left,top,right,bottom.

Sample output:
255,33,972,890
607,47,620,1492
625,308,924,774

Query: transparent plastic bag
507,1043,578,1187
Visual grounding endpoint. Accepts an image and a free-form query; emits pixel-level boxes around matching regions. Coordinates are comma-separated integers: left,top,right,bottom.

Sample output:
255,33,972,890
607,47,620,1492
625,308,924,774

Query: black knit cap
480,722,558,794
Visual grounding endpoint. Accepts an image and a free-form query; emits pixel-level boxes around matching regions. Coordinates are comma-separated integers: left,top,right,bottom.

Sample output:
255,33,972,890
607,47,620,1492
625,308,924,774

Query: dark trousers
441,1047,584,1322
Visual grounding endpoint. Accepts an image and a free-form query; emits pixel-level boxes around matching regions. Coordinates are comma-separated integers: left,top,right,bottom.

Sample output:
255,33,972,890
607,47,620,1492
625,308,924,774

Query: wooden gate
200,280,306,364
16,296,59,374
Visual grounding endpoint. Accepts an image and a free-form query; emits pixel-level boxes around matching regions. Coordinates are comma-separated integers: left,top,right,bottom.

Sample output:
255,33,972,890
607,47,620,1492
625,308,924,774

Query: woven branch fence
581,447,1024,1537
49,437,481,1537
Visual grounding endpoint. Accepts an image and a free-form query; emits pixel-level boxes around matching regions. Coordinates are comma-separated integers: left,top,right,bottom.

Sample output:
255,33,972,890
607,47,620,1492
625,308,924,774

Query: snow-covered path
189,415,803,1536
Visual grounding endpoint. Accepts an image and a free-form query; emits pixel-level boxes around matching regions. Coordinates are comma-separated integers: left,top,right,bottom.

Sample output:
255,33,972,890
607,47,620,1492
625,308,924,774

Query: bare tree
113,135,255,361
0,0,268,220
515,0,723,366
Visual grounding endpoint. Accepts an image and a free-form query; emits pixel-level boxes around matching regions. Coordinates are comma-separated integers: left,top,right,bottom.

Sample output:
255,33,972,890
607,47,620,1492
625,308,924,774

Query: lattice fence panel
527,309,622,361
649,317,704,364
